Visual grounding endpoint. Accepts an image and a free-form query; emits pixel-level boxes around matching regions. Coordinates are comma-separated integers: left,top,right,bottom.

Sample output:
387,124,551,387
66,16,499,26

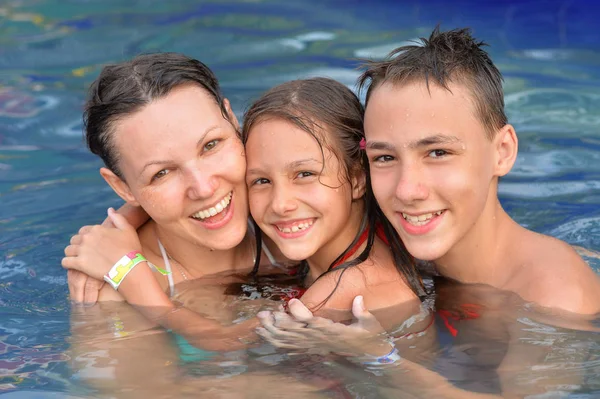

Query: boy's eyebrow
408,134,464,148
366,134,463,151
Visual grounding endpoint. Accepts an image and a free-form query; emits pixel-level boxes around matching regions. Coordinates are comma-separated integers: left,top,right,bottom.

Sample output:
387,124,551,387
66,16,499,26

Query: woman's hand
62,208,143,281
256,296,393,357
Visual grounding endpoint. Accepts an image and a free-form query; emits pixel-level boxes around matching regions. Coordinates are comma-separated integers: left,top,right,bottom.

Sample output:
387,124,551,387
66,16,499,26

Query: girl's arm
63,209,262,352
66,203,150,303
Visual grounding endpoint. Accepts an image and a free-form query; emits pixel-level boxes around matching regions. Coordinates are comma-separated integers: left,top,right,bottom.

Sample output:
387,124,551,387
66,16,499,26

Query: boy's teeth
192,192,232,220
401,211,443,225
278,221,313,234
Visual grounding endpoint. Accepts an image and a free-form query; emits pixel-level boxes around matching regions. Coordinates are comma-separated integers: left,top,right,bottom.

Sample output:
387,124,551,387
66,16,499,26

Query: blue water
1,0,599,397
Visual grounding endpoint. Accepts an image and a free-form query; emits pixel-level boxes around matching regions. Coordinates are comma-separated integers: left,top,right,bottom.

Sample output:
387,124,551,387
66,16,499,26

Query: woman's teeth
402,210,443,225
192,192,232,220
277,220,313,233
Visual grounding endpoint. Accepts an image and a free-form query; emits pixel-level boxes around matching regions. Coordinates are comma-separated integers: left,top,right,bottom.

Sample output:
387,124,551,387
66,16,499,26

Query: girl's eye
429,149,448,158
373,155,395,163
204,139,220,151
296,171,314,178
152,169,169,181
253,178,270,186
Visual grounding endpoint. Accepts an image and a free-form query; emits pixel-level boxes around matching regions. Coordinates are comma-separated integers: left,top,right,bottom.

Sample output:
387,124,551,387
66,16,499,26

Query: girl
64,77,430,345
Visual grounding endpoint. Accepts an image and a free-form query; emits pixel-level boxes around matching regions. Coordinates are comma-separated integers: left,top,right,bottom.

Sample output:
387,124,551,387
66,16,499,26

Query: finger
255,328,306,349
272,311,307,330
352,296,384,332
70,234,82,245
78,225,93,235
63,245,79,257
107,208,134,232
83,278,104,305
67,270,85,303
287,299,315,323
101,213,116,228
62,256,79,270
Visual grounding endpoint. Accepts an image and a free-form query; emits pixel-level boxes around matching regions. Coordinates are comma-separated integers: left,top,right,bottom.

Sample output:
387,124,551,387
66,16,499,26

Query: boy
359,26,600,314
258,27,600,398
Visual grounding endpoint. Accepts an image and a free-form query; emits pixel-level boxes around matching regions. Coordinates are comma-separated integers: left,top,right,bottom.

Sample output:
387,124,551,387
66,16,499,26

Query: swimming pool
1,0,599,397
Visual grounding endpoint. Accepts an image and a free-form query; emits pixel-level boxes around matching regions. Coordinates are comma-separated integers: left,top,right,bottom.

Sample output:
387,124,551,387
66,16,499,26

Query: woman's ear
99,168,140,206
223,98,240,131
493,124,518,177
351,169,367,200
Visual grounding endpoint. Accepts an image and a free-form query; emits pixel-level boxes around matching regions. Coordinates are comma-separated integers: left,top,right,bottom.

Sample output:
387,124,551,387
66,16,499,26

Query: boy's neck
306,200,366,283
433,197,521,289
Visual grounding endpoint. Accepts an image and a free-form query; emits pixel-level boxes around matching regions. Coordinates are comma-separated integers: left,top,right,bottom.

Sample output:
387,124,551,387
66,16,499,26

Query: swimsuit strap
331,222,389,269
157,238,176,297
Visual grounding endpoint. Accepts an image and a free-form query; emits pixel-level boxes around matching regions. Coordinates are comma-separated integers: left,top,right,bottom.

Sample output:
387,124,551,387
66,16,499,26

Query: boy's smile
365,81,501,263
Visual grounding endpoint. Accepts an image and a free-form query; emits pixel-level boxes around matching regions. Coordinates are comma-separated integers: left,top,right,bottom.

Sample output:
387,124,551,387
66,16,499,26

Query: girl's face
245,118,364,265
102,84,249,251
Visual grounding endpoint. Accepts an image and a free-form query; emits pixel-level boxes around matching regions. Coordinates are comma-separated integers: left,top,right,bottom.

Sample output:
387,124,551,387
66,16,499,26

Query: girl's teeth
278,221,313,234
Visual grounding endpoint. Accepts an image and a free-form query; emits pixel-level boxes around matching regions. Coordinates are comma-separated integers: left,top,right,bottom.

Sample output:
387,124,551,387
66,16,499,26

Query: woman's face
103,84,249,251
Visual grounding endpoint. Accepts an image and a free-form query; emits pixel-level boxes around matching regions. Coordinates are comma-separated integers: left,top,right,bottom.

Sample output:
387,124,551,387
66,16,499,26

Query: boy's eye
152,169,169,181
252,178,270,185
429,149,448,158
204,139,220,151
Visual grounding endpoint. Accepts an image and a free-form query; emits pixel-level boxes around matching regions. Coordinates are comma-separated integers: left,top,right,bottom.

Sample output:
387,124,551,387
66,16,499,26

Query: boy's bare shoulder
510,231,600,314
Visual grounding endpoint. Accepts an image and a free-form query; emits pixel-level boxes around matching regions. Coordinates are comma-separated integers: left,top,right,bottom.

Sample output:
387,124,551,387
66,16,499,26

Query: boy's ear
351,169,367,200
99,167,140,207
223,98,240,131
493,124,518,177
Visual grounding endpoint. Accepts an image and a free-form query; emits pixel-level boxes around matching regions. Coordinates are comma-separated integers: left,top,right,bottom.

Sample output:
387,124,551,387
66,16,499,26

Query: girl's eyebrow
246,158,322,177
286,158,322,170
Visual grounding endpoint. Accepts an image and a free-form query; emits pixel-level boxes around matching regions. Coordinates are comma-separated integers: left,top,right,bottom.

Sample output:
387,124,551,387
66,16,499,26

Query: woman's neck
149,221,254,279
306,200,366,283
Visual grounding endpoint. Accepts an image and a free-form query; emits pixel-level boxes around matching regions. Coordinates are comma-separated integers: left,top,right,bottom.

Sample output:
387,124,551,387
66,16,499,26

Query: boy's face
364,81,504,262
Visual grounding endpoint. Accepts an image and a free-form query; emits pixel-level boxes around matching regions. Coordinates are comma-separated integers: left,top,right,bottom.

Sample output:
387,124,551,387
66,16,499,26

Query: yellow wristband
103,251,147,290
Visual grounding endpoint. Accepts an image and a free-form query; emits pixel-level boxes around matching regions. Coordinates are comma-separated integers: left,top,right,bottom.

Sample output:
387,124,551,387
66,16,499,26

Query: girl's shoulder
302,252,417,315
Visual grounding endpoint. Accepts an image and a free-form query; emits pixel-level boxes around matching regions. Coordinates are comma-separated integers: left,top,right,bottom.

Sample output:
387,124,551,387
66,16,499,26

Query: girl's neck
150,222,254,279
305,200,366,283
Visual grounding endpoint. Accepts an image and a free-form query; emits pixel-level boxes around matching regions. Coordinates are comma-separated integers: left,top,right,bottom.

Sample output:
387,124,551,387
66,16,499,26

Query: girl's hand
256,296,392,357
62,208,143,281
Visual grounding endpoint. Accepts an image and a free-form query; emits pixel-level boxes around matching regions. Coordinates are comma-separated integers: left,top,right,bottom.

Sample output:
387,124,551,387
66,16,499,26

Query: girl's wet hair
242,77,425,299
84,52,235,179
84,52,263,274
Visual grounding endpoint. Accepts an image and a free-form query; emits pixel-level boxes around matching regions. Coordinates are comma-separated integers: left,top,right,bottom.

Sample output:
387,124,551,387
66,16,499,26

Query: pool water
1,0,599,397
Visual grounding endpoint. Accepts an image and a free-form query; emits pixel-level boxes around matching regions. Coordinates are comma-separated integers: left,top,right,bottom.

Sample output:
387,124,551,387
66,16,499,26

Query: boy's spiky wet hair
358,26,508,138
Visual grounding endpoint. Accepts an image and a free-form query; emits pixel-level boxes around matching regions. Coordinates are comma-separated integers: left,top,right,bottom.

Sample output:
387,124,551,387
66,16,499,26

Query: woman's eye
429,149,448,158
253,178,270,185
204,139,220,151
152,169,169,181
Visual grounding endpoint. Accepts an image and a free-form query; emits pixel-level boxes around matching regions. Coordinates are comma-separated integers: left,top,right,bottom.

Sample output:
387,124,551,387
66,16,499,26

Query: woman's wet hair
242,77,425,299
84,52,234,179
